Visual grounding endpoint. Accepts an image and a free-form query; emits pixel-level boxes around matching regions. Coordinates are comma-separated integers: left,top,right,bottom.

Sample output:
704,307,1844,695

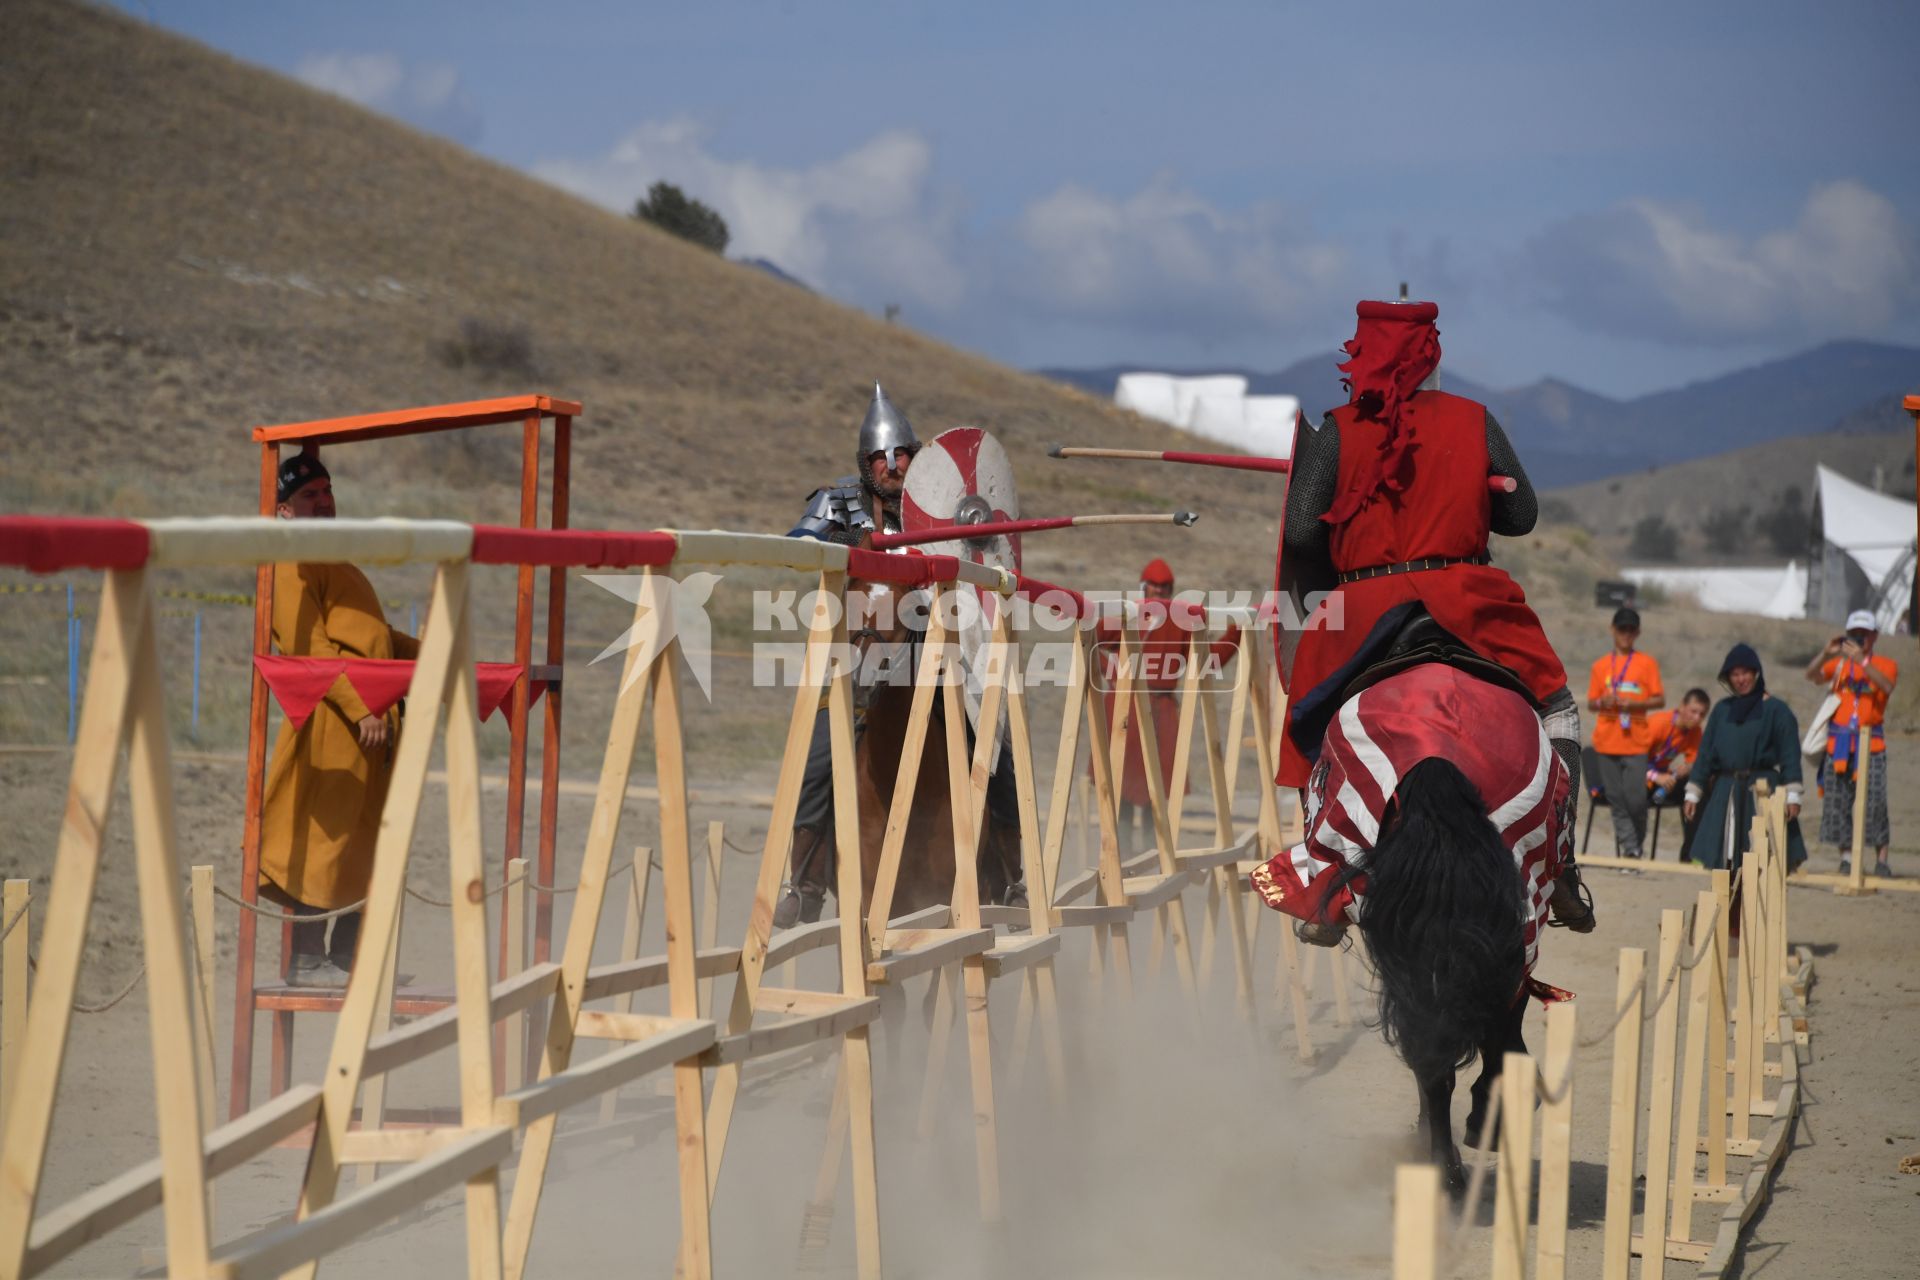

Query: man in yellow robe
260,452,417,986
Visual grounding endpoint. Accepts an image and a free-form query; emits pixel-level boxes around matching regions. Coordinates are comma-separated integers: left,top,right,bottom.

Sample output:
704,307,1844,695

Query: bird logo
585,571,723,699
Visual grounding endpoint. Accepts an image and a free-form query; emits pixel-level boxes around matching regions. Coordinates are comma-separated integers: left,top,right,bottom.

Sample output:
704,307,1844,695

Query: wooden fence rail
0,514,1352,1280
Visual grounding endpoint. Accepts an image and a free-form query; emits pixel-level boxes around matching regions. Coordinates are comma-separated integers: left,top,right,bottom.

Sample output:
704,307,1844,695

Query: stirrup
773,882,804,929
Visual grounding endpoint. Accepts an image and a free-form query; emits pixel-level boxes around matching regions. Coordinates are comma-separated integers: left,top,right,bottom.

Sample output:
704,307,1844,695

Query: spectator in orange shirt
1645,688,1710,860
1587,607,1666,858
1805,610,1899,877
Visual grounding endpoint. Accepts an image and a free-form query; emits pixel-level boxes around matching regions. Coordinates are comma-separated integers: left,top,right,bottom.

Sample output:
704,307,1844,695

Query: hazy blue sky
118,0,1920,396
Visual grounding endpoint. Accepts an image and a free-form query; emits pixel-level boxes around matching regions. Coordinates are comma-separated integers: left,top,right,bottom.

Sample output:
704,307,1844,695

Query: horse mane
1353,756,1527,1081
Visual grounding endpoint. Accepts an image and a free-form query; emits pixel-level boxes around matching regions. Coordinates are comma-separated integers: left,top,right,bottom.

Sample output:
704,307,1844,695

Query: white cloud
295,51,483,144
534,121,968,310
1006,176,1346,339
1525,181,1920,345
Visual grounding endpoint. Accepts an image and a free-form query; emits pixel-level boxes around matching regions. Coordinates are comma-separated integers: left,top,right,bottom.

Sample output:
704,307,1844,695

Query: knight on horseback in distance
1267,297,1596,945
778,383,1025,926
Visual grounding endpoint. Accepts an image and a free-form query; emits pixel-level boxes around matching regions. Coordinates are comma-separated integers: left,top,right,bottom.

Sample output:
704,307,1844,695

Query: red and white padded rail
0,517,150,573
143,518,473,567
1,517,1009,590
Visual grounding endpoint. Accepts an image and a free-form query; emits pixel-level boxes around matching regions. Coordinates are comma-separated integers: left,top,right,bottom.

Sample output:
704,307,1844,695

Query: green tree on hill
1756,486,1810,557
1700,505,1749,554
631,181,730,254
1628,514,1680,561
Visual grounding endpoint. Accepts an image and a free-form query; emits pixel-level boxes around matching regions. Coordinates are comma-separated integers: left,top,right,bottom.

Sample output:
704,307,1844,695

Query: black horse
1351,755,1530,1192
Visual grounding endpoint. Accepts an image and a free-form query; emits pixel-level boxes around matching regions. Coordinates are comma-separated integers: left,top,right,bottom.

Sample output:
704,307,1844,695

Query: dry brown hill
1546,429,1916,565
0,0,1289,594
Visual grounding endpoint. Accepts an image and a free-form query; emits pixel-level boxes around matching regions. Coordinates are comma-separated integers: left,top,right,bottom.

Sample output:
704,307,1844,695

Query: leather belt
1336,553,1490,585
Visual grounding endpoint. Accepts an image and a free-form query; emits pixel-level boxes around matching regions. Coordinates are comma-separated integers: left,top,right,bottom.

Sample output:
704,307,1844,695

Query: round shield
901,426,1020,743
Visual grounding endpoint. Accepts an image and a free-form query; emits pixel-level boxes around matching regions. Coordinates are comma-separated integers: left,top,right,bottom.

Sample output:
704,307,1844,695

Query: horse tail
1356,756,1527,1082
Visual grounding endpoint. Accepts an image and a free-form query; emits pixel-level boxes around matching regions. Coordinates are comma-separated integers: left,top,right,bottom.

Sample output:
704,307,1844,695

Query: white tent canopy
1622,561,1808,619
1808,465,1916,628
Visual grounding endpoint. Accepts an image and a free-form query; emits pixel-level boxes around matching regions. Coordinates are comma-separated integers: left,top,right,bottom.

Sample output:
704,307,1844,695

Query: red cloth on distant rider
1250,664,1571,976
1277,389,1566,786
1093,604,1241,805
255,656,533,729
1325,301,1442,525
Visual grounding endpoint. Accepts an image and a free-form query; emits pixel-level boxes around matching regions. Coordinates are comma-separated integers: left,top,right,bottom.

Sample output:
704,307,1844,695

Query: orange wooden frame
232,395,580,1119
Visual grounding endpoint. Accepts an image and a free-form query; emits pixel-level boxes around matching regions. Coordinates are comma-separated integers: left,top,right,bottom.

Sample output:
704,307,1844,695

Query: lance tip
1174,510,1198,526
1046,444,1065,459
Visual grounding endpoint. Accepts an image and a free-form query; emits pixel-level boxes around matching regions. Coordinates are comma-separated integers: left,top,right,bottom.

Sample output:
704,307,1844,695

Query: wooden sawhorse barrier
1392,783,1811,1279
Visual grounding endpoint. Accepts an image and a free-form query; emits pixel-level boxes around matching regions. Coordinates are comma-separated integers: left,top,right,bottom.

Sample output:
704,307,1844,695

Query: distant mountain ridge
1038,340,1919,487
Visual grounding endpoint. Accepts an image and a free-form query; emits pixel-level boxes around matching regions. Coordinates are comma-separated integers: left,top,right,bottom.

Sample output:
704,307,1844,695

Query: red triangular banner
254,657,536,729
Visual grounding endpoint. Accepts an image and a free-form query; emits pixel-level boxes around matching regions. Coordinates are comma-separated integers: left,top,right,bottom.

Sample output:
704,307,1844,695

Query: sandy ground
4,730,1920,1278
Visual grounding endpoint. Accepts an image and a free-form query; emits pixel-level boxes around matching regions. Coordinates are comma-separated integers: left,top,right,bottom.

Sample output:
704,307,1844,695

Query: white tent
1241,395,1300,459
1806,465,1916,629
1113,373,1181,425
1168,375,1248,430
1622,561,1807,619
1184,391,1250,442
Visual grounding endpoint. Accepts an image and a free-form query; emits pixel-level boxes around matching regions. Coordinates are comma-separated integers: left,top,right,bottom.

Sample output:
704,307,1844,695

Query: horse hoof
1444,1159,1468,1197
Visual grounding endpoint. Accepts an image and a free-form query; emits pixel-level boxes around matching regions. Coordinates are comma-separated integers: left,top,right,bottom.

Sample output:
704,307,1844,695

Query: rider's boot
1295,918,1347,948
773,827,832,929
1547,864,1596,933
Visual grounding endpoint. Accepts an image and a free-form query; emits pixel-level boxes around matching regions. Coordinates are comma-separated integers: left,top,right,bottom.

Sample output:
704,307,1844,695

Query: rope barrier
213,884,365,922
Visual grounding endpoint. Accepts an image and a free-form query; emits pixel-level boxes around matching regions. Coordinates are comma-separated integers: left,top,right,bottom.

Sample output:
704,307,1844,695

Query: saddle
1335,605,1538,711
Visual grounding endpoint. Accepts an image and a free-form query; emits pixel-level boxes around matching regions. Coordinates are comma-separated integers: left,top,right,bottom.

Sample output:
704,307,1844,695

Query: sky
116,0,1920,397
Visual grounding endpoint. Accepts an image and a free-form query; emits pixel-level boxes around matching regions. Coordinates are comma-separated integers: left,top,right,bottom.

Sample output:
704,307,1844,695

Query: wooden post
700,824,724,1018
189,863,219,1230
935,592,1002,1223
1535,1001,1576,1280
288,560,509,1280
1,879,27,1128
439,595,506,1280
1245,632,1313,1059
1705,869,1731,1189
505,569,674,1280
0,569,171,1279
1392,1163,1443,1280
1742,808,1769,1116
1601,947,1647,1280
599,845,653,1125
1638,908,1687,1280
1670,891,1717,1247
821,567,883,1280
1730,834,1755,1146
650,638,715,1280
504,858,527,1093
1490,1049,1535,1280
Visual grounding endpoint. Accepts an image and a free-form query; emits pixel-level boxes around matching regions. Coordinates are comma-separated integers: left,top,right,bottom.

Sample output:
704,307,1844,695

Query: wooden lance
868,510,1198,550
1046,446,1517,492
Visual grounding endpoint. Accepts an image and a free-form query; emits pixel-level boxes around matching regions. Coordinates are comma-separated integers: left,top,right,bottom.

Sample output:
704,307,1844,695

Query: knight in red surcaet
1276,298,1592,932
1093,558,1240,853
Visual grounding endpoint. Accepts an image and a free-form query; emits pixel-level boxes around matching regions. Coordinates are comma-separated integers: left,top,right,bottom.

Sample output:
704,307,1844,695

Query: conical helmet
856,382,920,467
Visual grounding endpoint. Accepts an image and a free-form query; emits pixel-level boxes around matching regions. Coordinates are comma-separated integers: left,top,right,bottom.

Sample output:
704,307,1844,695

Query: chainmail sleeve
1284,412,1340,560
1486,411,1538,537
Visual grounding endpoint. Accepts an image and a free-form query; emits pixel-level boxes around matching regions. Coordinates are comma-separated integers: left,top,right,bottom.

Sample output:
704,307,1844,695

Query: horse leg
1464,989,1531,1148
1416,1067,1465,1194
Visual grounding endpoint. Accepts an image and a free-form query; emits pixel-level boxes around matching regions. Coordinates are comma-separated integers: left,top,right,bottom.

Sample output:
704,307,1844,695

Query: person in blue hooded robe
1682,644,1808,871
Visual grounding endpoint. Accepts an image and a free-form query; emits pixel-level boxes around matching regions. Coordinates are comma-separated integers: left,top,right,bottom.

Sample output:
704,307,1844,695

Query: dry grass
0,0,1298,600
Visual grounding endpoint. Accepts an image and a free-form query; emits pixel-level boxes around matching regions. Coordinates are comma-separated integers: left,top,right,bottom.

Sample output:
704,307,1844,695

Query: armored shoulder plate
789,476,876,543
